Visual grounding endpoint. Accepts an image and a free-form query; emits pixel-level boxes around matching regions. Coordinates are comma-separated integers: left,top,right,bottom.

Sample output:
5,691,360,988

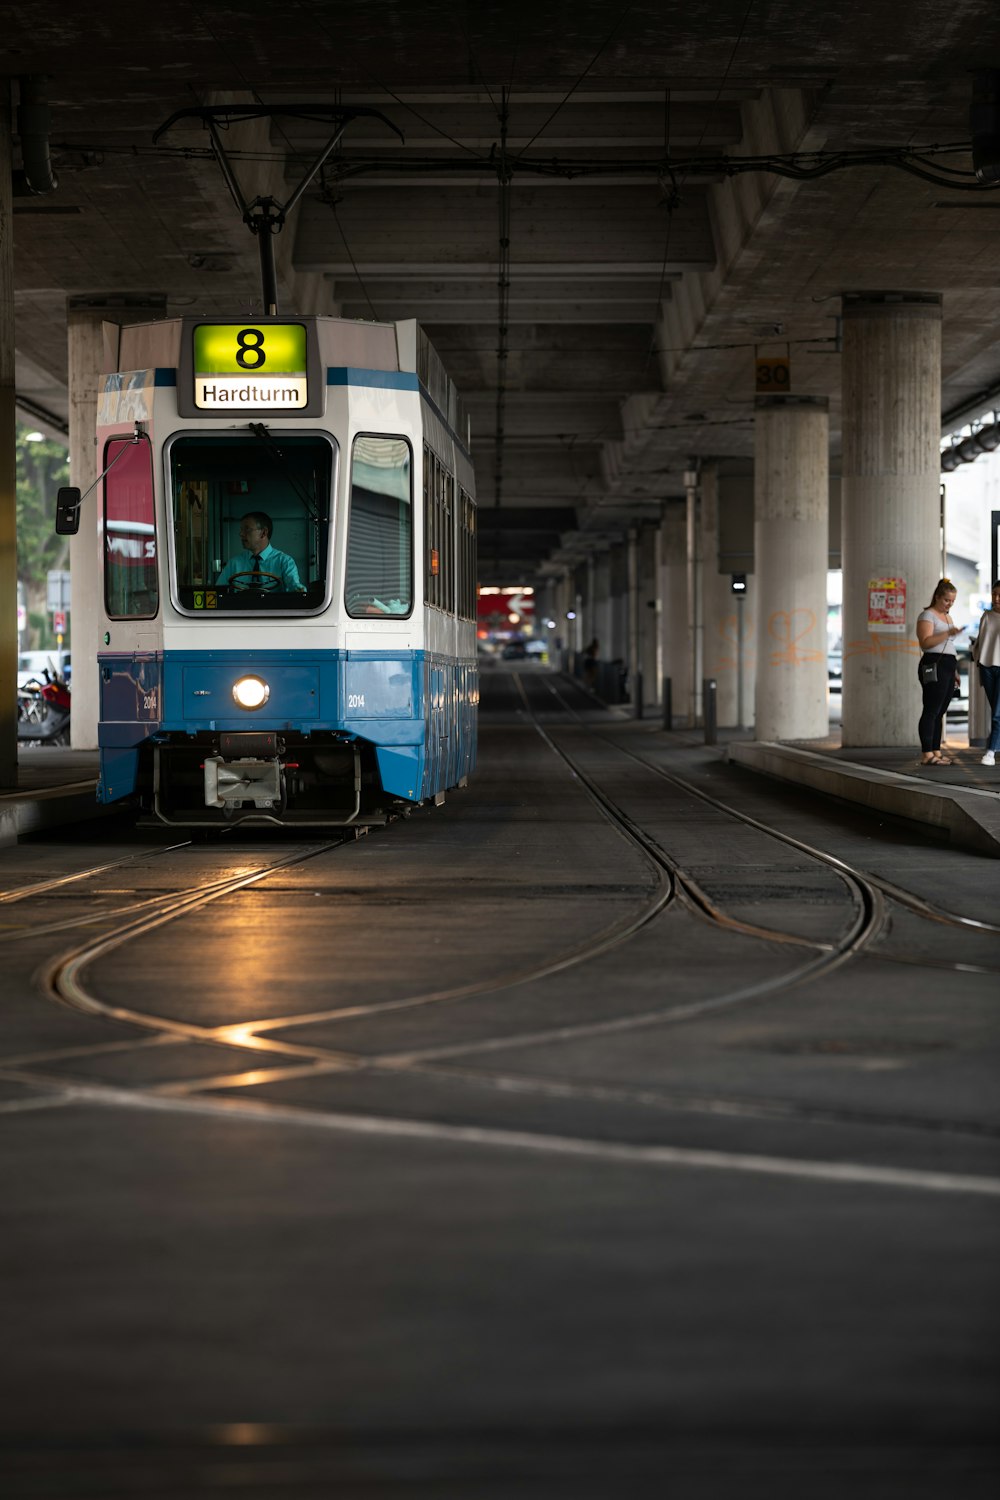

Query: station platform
726,731,1000,859
1,748,103,846
3,719,998,856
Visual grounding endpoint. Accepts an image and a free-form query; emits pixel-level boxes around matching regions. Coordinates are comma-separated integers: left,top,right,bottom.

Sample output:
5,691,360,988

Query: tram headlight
232,675,270,710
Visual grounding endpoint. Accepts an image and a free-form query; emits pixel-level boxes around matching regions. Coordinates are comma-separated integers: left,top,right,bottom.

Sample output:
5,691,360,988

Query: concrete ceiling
6,1,1000,583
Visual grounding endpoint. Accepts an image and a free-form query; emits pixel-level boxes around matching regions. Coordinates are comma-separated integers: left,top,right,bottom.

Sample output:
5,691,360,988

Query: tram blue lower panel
96,648,477,805
98,746,141,803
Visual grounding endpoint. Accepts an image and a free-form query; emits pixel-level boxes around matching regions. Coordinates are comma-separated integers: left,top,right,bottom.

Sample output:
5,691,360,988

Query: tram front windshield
170,431,335,612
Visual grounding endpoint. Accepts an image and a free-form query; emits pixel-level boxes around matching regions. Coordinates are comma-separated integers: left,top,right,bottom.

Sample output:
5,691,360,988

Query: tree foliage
16,424,70,588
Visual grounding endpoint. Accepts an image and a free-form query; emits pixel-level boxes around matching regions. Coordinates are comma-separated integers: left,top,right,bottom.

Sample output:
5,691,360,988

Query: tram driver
217,512,303,591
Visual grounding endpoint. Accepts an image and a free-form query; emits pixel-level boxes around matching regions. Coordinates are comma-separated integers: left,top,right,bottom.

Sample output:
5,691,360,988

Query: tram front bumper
203,755,282,811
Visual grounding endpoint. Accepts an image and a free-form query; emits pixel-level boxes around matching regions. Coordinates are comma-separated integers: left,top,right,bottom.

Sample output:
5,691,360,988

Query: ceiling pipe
12,76,58,196
941,417,1000,471
971,70,1000,186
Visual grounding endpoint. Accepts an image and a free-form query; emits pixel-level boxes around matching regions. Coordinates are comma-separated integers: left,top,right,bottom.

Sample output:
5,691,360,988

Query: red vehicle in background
17,667,71,747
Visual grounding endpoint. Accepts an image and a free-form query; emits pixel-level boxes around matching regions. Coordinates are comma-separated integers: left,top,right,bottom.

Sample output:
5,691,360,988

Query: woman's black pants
918,656,956,752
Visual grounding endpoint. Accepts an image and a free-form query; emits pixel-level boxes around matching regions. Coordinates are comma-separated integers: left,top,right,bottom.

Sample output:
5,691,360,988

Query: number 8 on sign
235,329,266,369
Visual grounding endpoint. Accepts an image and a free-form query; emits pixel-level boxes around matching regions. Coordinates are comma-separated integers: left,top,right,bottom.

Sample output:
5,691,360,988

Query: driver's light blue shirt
217,543,302,590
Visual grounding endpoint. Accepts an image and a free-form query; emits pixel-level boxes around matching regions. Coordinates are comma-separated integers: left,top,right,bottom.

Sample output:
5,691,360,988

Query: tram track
0,841,193,906
28,677,883,1069
2,676,998,1193
534,669,1000,949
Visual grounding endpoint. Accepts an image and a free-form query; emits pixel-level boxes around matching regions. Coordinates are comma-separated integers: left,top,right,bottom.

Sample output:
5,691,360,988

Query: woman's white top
972,608,1000,668
917,608,957,656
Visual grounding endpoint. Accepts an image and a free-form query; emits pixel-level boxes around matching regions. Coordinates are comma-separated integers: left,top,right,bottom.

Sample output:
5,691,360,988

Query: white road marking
6,1074,998,1198
0,1090,75,1115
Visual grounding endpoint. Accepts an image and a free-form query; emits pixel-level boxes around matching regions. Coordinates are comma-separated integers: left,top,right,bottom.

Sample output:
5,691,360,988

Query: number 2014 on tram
62,316,478,828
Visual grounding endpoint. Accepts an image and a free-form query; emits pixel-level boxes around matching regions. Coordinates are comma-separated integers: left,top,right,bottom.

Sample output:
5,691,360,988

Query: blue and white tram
80,315,478,828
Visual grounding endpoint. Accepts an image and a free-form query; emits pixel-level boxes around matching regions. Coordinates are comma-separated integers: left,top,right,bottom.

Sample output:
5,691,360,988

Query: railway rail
2,670,999,1199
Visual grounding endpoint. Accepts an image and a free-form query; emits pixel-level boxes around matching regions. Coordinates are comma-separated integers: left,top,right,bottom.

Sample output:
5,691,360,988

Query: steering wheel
223,570,283,592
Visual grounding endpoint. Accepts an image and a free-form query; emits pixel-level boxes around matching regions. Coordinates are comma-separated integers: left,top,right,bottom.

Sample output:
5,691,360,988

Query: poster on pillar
867,576,906,632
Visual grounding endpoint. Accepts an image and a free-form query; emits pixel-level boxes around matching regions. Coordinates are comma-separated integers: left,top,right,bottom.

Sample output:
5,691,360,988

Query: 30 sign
755,356,791,393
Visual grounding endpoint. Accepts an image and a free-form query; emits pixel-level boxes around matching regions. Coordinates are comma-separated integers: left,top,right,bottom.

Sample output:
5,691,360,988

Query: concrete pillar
659,502,690,723
701,465,746,729
609,542,628,665
0,89,17,787
572,563,585,654
592,550,611,662
553,573,570,664
583,555,596,652
841,292,942,747
66,307,106,749
638,524,659,708
627,527,641,711
685,466,703,724
541,579,557,658
653,524,666,702
754,396,830,741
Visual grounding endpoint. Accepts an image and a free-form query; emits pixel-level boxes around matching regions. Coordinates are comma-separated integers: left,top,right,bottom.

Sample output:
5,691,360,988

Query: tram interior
170,433,333,611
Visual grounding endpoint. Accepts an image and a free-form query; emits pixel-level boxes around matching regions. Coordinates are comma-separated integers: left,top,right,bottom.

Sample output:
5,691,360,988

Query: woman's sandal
922,753,953,766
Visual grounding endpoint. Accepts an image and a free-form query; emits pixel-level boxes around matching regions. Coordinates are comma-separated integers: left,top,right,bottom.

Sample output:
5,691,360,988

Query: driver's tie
250,554,262,589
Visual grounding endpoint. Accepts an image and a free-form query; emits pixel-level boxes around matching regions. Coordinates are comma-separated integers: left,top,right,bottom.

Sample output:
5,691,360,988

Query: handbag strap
927,610,951,655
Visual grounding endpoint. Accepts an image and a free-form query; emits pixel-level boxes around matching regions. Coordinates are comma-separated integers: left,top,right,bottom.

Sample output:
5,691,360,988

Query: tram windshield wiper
248,422,319,522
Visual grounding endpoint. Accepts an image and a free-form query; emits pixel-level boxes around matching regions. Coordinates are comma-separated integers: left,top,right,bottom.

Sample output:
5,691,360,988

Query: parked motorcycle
17,668,71,747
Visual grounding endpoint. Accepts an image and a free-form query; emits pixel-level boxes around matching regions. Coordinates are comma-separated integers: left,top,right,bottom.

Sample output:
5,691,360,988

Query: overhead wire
512,5,633,160
491,11,632,574
329,198,379,320
222,6,384,319
296,0,490,162
645,86,679,374
462,15,499,118
645,0,757,372
102,10,997,526
494,86,513,572
64,138,991,186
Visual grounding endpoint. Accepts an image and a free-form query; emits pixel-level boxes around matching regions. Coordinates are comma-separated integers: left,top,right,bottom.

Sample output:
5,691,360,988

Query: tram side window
443,467,454,613
104,435,158,619
346,435,412,617
424,444,460,614
424,445,437,609
459,488,477,620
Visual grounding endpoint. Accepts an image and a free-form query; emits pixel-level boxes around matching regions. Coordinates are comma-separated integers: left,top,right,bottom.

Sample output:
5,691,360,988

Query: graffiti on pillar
767,609,824,664
714,614,755,670
845,635,922,660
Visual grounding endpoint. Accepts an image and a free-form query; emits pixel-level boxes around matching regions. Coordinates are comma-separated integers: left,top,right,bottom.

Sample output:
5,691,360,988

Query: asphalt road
2,668,998,1498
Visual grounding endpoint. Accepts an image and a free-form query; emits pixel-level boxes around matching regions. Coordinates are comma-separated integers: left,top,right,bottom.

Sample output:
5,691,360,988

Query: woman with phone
915,578,964,766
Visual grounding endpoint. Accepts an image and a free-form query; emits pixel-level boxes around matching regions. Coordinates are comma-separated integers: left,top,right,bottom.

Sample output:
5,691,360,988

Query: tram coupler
204,754,284,811
201,730,285,810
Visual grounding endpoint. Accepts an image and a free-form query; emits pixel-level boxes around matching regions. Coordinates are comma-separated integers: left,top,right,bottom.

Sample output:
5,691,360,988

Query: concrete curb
727,742,1000,858
0,780,105,848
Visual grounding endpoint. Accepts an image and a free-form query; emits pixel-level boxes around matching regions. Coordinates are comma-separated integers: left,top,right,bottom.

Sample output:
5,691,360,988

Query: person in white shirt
971,580,1000,767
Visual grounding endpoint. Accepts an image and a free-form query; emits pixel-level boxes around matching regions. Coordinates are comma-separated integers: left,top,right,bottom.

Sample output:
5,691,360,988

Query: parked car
827,650,842,694
17,651,68,690
501,641,527,660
